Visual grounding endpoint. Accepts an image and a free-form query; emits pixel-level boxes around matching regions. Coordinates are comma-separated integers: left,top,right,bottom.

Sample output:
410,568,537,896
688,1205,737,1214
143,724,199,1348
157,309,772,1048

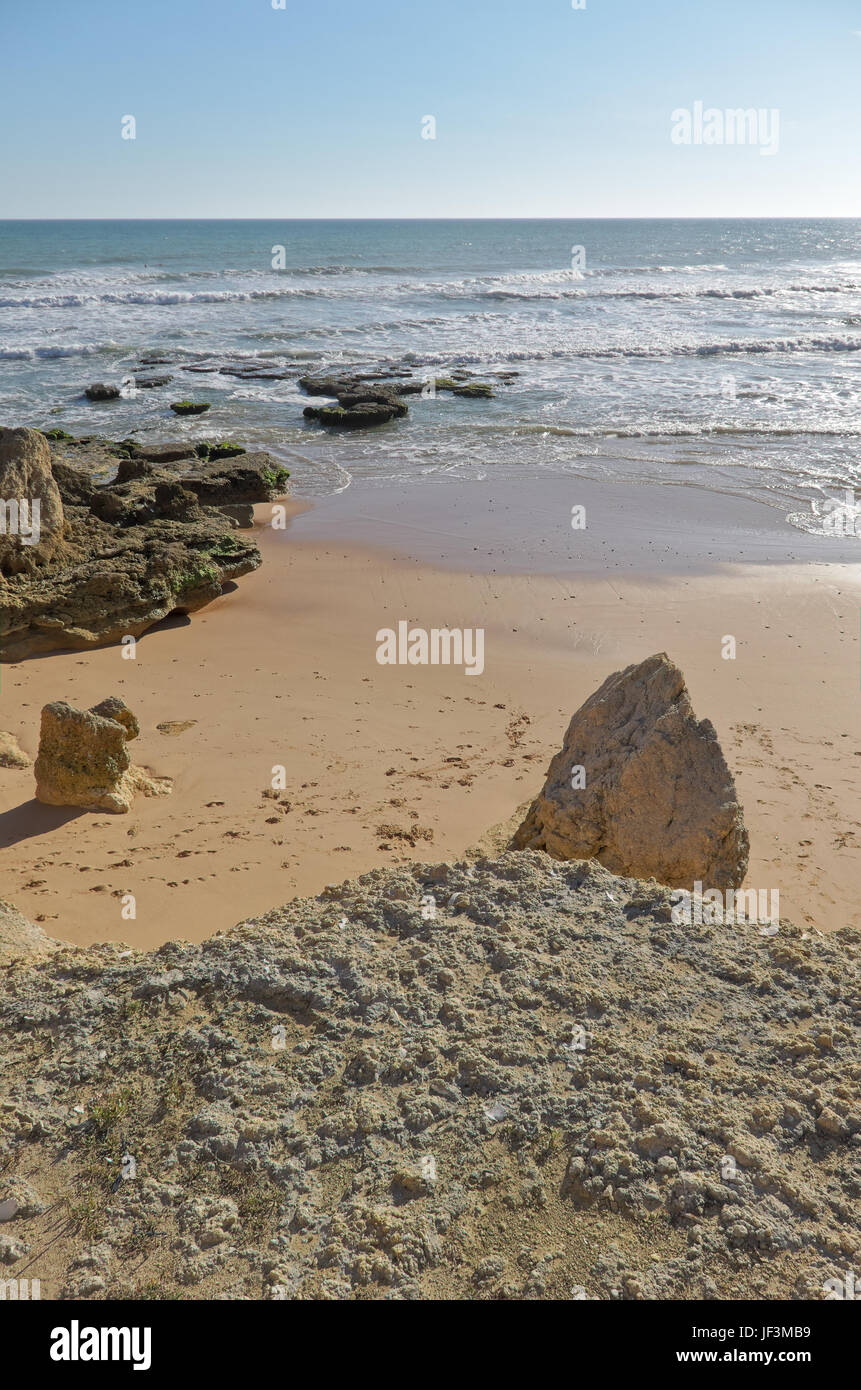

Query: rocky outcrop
301,379,409,430
135,374,173,389
176,453,289,506
298,369,506,430
0,427,65,576
0,432,288,661
450,381,494,398
0,852,856,1300
513,653,749,890
84,383,121,401
303,400,404,430
34,696,170,813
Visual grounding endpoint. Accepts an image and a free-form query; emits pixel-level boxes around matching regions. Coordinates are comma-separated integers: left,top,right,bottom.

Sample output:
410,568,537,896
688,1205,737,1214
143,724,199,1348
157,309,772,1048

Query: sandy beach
2,475,858,946
3,27,861,1317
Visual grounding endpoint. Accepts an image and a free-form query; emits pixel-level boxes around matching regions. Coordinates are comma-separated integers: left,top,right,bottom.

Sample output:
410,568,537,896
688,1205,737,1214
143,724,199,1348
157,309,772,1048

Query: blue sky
1,0,860,217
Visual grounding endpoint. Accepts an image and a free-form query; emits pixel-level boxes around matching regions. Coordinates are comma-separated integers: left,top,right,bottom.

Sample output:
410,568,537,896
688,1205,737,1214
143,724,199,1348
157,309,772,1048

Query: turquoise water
1,218,860,520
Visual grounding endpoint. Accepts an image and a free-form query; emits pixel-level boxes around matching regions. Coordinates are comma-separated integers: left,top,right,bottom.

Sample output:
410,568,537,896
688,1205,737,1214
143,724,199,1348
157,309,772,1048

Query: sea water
1,217,859,526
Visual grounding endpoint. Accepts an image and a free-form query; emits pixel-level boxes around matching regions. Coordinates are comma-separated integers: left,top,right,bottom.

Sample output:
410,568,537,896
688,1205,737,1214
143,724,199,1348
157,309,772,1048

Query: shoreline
1,472,859,946
279,471,861,574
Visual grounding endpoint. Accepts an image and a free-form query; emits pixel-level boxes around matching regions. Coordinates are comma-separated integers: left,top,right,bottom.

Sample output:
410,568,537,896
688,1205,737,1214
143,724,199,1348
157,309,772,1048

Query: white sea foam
3,220,860,514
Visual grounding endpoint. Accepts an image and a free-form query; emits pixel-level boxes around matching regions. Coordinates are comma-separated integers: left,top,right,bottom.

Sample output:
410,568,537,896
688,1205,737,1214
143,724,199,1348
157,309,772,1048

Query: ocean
1,218,860,527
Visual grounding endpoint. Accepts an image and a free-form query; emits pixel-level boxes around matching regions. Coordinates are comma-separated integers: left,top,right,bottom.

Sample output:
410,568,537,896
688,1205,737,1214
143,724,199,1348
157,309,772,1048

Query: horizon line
2,214,861,223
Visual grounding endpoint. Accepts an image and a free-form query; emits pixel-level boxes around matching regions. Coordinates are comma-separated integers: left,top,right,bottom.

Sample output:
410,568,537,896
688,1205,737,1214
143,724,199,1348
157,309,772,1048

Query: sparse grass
182,1161,283,1240
136,1280,188,1301
152,1072,188,1140
66,1189,109,1242
86,1086,134,1144
535,1128,564,1166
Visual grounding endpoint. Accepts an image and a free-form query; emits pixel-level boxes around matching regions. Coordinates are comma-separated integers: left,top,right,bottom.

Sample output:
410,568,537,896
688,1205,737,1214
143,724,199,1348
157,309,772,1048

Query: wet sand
1,476,859,945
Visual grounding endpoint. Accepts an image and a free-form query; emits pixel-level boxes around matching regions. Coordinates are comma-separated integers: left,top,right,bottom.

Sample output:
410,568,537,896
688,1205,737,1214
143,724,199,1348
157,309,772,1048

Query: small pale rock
34,697,170,814
0,732,30,769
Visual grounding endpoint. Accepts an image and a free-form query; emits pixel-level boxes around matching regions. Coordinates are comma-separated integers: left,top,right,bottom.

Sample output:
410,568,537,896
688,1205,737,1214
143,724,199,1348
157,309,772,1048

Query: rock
48,459,96,506
816,1107,849,1141
218,504,255,527
513,653,749,890
451,382,495,399
297,369,505,420
0,1235,29,1264
0,732,30,768
0,521,258,660
34,697,170,814
297,375,351,396
335,390,408,417
0,900,59,967
0,1179,45,1219
196,442,246,462
394,380,430,395
137,443,198,465
177,453,290,506
170,402,211,416
88,475,201,527
0,426,65,576
114,457,153,483
303,402,400,430
0,850,855,1302
84,383,121,401
1,437,265,661
90,696,140,740
134,374,173,389
299,375,409,430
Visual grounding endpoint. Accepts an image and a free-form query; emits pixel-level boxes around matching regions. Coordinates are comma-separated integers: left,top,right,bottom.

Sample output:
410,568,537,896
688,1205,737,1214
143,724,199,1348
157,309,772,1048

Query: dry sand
1,477,859,945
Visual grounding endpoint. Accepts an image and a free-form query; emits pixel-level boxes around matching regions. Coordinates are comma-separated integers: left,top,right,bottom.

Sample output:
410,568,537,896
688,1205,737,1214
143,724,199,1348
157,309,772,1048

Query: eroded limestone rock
34,697,170,814
0,427,65,576
513,652,749,890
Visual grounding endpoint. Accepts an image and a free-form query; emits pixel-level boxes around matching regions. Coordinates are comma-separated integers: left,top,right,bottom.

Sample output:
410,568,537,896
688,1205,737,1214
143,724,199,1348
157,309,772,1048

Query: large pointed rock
513,653,749,890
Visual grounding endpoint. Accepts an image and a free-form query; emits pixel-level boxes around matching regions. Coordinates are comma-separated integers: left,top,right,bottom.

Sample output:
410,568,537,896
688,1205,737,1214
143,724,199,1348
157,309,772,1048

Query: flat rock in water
303,400,403,430
135,374,173,389
84,383,121,401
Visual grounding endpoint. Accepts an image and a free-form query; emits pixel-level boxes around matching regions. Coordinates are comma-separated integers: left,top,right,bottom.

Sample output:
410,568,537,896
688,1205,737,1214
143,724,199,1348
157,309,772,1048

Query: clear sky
1,0,860,218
